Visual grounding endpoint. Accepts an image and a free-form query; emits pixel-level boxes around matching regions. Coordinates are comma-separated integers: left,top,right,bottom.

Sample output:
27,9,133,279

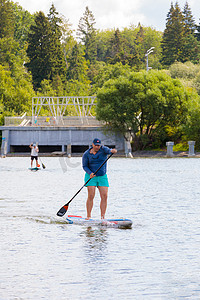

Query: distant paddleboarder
82,138,117,220
29,143,40,168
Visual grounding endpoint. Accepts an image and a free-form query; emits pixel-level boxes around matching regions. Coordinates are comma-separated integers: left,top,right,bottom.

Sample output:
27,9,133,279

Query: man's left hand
111,149,117,154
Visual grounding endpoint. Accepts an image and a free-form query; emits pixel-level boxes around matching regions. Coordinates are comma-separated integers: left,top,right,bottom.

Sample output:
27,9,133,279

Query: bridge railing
4,116,103,127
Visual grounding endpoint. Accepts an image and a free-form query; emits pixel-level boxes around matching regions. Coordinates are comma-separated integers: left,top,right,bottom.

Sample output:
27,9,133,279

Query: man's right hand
90,173,96,178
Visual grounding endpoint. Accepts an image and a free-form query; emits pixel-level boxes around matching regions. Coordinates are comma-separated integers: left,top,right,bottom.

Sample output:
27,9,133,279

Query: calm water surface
1,156,200,300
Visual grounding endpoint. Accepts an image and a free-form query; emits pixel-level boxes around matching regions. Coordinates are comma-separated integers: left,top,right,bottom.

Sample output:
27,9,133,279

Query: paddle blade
57,205,68,217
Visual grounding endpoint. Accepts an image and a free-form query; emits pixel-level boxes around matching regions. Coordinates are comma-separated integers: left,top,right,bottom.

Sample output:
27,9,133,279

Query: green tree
0,0,14,38
0,35,33,89
96,70,189,150
60,15,76,70
92,62,131,89
137,26,163,70
47,4,66,80
0,1,35,121
96,29,114,62
169,61,200,80
11,2,34,49
181,34,200,63
106,28,121,63
0,64,34,118
169,61,200,96
26,7,66,90
77,6,97,63
37,79,55,96
67,43,89,83
105,28,132,65
134,24,146,70
181,88,200,148
181,2,200,63
182,1,196,34
162,2,199,66
26,11,52,89
95,25,162,70
193,72,200,95
161,3,185,66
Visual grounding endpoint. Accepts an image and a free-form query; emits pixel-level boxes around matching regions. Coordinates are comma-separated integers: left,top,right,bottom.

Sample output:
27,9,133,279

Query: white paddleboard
65,215,132,229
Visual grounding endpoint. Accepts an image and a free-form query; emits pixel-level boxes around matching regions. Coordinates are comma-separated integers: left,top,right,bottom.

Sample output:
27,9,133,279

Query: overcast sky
14,0,200,32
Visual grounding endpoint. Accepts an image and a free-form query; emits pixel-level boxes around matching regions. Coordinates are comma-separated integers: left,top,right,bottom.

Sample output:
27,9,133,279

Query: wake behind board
65,215,132,229
28,167,40,171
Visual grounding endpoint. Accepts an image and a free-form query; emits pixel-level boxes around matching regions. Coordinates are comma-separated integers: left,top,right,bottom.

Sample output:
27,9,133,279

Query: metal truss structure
32,96,96,125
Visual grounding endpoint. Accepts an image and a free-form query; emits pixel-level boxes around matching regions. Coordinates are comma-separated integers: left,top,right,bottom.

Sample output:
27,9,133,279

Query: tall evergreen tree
47,4,66,79
182,1,196,34
107,28,133,65
134,24,145,69
26,6,66,90
162,2,199,66
48,4,62,38
0,0,14,38
181,34,200,63
106,29,122,64
77,6,97,63
26,11,52,89
67,43,88,82
181,2,199,63
110,29,121,56
161,3,186,66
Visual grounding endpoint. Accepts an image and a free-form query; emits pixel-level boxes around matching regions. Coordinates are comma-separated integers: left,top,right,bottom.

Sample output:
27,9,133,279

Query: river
1,156,200,299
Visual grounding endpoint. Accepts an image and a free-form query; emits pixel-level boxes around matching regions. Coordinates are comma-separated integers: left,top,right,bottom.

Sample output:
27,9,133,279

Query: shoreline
2,150,200,158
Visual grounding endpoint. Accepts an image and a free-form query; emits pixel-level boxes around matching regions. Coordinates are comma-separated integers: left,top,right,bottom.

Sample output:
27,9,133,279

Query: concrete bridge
0,96,130,156
0,117,125,155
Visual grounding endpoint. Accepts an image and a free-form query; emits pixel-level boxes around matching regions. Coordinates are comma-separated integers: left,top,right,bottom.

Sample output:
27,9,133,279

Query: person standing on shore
82,138,117,219
29,143,40,168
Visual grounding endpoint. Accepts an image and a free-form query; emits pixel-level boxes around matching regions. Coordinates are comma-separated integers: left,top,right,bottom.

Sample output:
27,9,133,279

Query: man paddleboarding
82,138,117,219
29,143,40,168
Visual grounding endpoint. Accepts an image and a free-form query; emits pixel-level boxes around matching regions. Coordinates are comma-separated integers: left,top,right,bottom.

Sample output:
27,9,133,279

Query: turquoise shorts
84,173,109,187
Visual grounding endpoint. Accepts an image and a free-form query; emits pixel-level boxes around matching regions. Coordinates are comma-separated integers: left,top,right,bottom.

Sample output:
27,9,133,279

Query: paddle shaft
35,142,45,169
39,156,45,169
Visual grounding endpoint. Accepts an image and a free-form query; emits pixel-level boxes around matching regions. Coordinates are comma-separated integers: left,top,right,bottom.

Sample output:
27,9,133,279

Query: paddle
39,157,46,169
57,152,114,217
35,142,46,169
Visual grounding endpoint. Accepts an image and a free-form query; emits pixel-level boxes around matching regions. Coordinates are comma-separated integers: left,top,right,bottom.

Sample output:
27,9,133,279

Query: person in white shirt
29,143,40,168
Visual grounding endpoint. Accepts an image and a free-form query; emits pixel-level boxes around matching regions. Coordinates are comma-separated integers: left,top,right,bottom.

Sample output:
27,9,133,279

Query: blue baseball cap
93,138,101,145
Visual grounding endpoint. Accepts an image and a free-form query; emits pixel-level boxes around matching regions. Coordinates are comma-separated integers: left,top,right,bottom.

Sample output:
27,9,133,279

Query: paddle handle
66,152,114,206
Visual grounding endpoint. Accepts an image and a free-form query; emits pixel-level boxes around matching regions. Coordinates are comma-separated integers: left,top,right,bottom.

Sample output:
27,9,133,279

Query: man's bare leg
98,186,108,219
86,186,96,219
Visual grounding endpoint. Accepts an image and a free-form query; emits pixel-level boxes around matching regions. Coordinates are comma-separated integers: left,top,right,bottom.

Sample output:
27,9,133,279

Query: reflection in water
81,226,108,250
80,227,108,266
80,226,111,297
